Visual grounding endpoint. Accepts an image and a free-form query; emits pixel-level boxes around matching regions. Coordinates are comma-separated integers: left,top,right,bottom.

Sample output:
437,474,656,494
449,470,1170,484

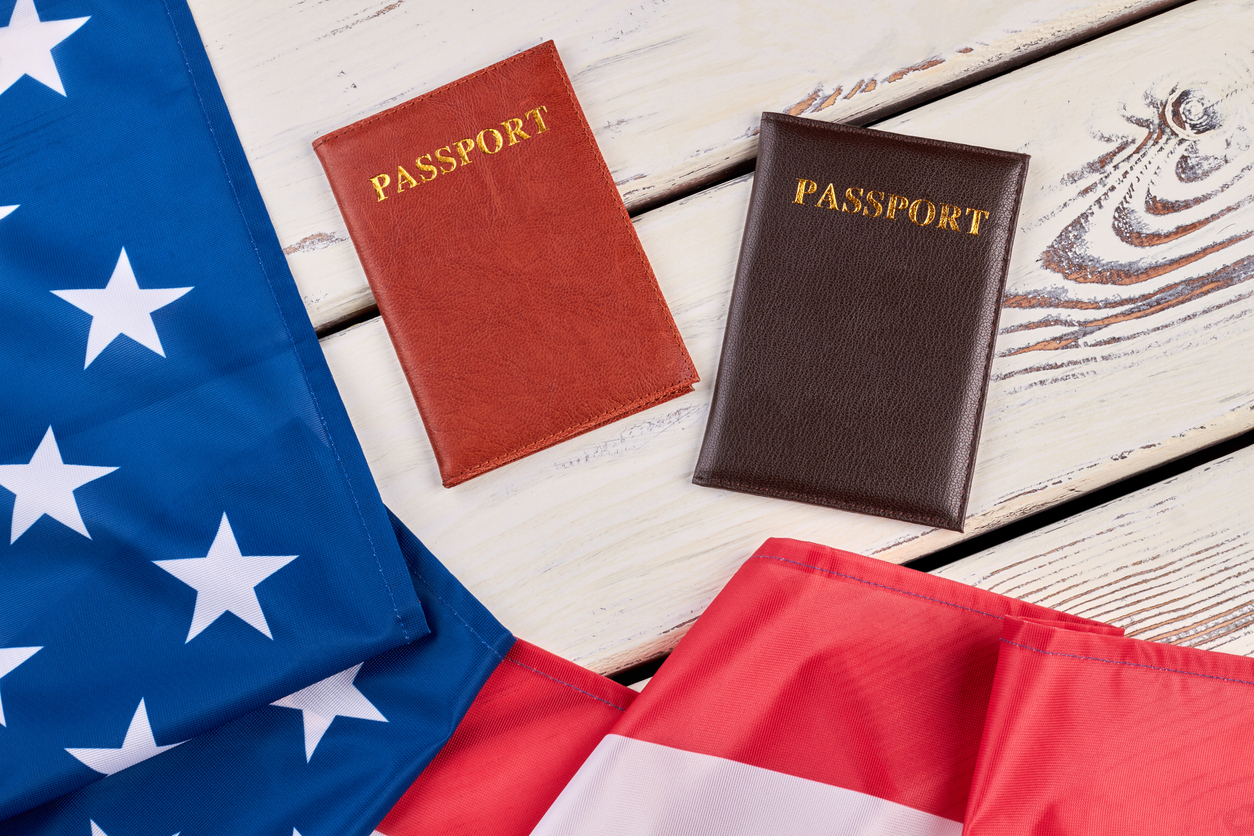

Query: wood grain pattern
320,0,1254,674
934,446,1254,655
996,67,1254,363
186,0,1175,330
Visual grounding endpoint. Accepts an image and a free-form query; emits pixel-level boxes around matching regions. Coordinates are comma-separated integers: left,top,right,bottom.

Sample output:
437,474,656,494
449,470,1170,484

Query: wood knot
1166,87,1224,138
1005,76,1254,361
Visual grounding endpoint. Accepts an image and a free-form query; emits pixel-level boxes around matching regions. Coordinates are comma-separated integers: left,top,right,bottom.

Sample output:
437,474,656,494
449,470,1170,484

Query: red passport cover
313,41,698,486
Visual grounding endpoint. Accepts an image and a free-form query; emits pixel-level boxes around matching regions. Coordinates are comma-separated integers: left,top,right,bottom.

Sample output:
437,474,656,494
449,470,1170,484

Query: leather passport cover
313,41,697,487
693,112,1029,531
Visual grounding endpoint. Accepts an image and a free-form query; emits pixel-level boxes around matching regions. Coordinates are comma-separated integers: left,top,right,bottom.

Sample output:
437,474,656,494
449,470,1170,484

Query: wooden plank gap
905,425,1254,575
623,0,1194,218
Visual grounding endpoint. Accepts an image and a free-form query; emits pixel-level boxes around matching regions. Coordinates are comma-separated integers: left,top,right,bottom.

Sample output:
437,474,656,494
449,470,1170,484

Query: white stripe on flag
531,735,963,835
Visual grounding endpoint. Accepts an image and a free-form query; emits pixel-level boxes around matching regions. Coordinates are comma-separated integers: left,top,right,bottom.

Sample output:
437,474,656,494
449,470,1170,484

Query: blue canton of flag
0,0,447,822
1,514,513,836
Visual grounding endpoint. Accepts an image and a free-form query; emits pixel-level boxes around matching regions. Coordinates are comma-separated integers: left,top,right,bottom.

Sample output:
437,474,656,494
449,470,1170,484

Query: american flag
0,2,507,833
2,514,511,836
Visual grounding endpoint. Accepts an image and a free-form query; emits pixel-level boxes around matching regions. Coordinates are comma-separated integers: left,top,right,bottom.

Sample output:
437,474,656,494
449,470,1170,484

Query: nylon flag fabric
963,617,1254,834
0,0,431,819
529,538,1120,835
0,514,512,836
376,637,637,836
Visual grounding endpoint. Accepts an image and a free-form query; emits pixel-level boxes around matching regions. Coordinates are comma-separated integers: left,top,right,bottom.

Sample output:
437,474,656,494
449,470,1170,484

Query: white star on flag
0,645,39,726
0,205,16,220
272,663,387,761
0,427,116,543
53,248,192,369
67,699,182,776
0,0,88,97
155,514,297,643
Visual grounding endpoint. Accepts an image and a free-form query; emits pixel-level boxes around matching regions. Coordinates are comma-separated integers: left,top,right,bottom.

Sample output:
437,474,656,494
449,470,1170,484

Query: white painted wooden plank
934,447,1254,655
321,0,1254,674
187,0,1174,329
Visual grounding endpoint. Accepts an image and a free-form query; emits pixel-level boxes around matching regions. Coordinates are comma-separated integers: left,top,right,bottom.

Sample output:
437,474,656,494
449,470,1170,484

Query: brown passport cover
693,112,1029,531
314,42,698,487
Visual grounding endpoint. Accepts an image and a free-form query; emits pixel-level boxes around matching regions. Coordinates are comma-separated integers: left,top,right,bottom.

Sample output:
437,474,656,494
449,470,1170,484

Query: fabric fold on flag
375,637,636,836
0,512,510,836
0,0,428,817
530,537,1119,835
964,616,1254,835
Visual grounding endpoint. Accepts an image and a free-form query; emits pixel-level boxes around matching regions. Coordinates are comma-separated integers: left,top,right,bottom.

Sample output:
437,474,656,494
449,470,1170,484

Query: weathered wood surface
322,0,1254,674
935,446,1254,655
188,0,1176,330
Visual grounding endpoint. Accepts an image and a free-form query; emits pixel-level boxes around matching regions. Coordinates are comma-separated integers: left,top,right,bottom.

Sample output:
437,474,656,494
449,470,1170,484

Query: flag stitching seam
410,568,626,711
157,0,411,641
409,568,505,658
504,657,628,713
1002,639,1254,687
758,555,1003,621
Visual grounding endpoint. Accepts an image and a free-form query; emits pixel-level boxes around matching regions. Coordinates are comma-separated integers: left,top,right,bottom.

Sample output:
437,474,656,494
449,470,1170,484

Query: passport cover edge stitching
314,41,699,486
313,41,559,149
444,378,695,486
691,474,963,529
775,113,1033,529
766,111,1029,163
437,43,698,482
951,150,1031,526
694,113,1031,531
544,43,699,385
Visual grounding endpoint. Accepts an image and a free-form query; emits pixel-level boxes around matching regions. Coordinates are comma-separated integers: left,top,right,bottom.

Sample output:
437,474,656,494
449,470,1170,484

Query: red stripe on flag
375,639,635,836
613,538,1118,823
965,617,1254,834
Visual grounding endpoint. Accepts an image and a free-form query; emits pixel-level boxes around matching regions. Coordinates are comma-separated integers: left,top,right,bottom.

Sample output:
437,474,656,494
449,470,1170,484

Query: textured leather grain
314,42,697,487
693,112,1029,531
